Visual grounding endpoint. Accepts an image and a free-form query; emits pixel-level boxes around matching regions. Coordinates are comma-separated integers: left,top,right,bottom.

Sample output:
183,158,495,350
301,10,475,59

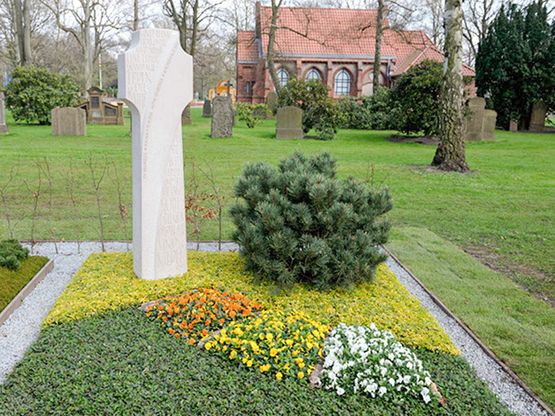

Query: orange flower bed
145,288,263,345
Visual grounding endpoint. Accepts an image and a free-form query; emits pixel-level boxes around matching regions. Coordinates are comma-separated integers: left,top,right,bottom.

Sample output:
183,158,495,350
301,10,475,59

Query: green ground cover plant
387,226,555,408
0,240,29,270
45,251,457,354
0,256,48,311
0,307,512,416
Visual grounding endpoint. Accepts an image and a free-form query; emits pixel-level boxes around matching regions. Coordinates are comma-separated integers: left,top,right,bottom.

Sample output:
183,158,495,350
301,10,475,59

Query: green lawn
0,109,553,302
0,256,49,311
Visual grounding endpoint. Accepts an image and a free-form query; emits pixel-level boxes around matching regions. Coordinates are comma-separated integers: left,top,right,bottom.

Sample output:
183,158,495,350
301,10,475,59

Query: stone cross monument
118,29,192,280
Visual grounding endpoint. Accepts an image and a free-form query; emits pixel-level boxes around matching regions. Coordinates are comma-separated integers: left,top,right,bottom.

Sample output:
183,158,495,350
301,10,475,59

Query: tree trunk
267,0,282,95
190,0,199,56
133,0,139,31
83,10,93,92
14,0,25,65
432,0,469,172
22,0,32,64
372,0,385,93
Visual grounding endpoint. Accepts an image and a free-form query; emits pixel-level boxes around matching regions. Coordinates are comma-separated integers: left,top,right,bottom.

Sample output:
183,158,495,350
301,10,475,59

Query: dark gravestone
211,96,234,138
202,99,212,117
0,91,7,134
51,107,86,136
529,101,547,132
181,104,192,125
266,91,278,115
276,106,303,139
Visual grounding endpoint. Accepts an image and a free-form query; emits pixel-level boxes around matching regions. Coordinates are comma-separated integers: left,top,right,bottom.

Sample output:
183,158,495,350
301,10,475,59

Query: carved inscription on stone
118,29,192,280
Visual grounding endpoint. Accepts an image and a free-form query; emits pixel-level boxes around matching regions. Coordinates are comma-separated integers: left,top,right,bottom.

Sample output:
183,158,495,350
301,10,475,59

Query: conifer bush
230,152,392,289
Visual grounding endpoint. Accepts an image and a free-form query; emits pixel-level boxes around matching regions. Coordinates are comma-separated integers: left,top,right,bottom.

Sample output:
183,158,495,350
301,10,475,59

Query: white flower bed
321,323,435,403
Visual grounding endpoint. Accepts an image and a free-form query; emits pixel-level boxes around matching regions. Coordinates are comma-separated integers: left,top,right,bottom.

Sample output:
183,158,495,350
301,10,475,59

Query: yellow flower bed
45,251,458,355
205,310,329,381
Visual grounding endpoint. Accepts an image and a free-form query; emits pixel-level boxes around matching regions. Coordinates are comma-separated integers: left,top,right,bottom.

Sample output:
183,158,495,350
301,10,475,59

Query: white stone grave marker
118,29,192,279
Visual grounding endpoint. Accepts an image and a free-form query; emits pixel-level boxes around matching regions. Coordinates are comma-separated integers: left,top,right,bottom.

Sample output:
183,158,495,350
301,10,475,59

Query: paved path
0,242,548,416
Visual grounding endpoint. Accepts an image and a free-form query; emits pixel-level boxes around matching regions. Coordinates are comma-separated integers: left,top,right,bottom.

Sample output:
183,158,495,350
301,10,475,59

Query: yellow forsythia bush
45,252,458,355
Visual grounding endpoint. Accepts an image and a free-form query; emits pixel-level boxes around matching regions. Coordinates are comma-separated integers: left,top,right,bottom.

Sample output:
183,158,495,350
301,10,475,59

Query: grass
0,256,48,311
0,308,512,416
0,109,553,303
44,251,457,354
387,226,555,408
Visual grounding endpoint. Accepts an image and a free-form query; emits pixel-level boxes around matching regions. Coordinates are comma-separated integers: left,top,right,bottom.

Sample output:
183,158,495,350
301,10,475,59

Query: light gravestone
210,96,233,138
0,90,7,134
118,28,192,280
276,106,303,139
51,107,86,136
529,101,547,132
202,99,212,117
464,97,496,141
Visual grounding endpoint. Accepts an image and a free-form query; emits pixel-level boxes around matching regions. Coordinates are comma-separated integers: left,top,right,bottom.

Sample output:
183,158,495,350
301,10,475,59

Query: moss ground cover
0,256,48,311
0,308,512,416
45,251,457,354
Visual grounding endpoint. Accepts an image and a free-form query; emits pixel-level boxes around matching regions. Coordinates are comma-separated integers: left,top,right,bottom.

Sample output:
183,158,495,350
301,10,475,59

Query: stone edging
383,247,554,416
0,259,55,327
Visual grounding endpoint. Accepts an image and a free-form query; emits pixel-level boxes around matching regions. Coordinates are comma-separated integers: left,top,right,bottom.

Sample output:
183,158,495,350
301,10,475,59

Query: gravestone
0,91,7,134
276,106,303,139
482,110,497,141
266,91,278,115
51,107,86,136
465,97,486,141
181,104,192,125
210,96,233,138
464,97,496,141
509,120,518,132
529,101,547,132
118,28,192,280
202,99,212,117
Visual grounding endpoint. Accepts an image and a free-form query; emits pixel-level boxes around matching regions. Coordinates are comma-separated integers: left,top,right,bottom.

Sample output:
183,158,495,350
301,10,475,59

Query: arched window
305,68,321,81
277,68,289,88
334,69,351,96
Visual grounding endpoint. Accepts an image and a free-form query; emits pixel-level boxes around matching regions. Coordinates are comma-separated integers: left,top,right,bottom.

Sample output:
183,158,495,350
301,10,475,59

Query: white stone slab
118,29,192,279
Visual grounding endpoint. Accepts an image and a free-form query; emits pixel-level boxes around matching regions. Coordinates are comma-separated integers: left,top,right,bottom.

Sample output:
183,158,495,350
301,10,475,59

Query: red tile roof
239,5,475,76
237,31,258,62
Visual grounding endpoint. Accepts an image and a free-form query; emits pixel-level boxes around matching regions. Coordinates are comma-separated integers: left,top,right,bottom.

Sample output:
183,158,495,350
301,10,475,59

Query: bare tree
41,0,124,91
86,155,108,251
14,0,32,64
422,0,443,46
462,0,498,64
133,0,139,31
432,0,468,172
267,0,285,94
372,0,385,92
163,0,224,56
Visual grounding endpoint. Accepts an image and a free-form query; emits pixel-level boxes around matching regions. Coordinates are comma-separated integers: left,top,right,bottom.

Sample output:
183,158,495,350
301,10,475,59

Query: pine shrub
0,240,29,271
230,152,392,289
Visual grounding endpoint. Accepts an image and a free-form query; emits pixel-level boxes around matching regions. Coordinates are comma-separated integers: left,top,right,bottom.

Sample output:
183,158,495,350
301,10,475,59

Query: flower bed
145,288,262,345
321,324,435,403
45,252,457,355
206,310,329,381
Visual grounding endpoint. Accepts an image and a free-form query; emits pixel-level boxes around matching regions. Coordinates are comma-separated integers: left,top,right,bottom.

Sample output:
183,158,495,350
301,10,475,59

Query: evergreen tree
476,2,555,129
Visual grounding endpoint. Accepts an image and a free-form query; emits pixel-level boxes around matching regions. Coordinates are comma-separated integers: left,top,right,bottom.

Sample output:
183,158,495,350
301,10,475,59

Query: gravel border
0,241,549,416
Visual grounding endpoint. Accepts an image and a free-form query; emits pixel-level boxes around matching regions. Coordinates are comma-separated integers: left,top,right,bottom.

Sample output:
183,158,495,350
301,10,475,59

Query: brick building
236,3,475,103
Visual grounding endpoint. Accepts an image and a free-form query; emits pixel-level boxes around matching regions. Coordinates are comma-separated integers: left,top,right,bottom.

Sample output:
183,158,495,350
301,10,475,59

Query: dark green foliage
337,88,393,130
476,2,555,129
236,103,270,128
4,66,80,125
230,152,392,289
389,60,443,136
0,307,513,415
0,240,29,271
278,79,342,140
